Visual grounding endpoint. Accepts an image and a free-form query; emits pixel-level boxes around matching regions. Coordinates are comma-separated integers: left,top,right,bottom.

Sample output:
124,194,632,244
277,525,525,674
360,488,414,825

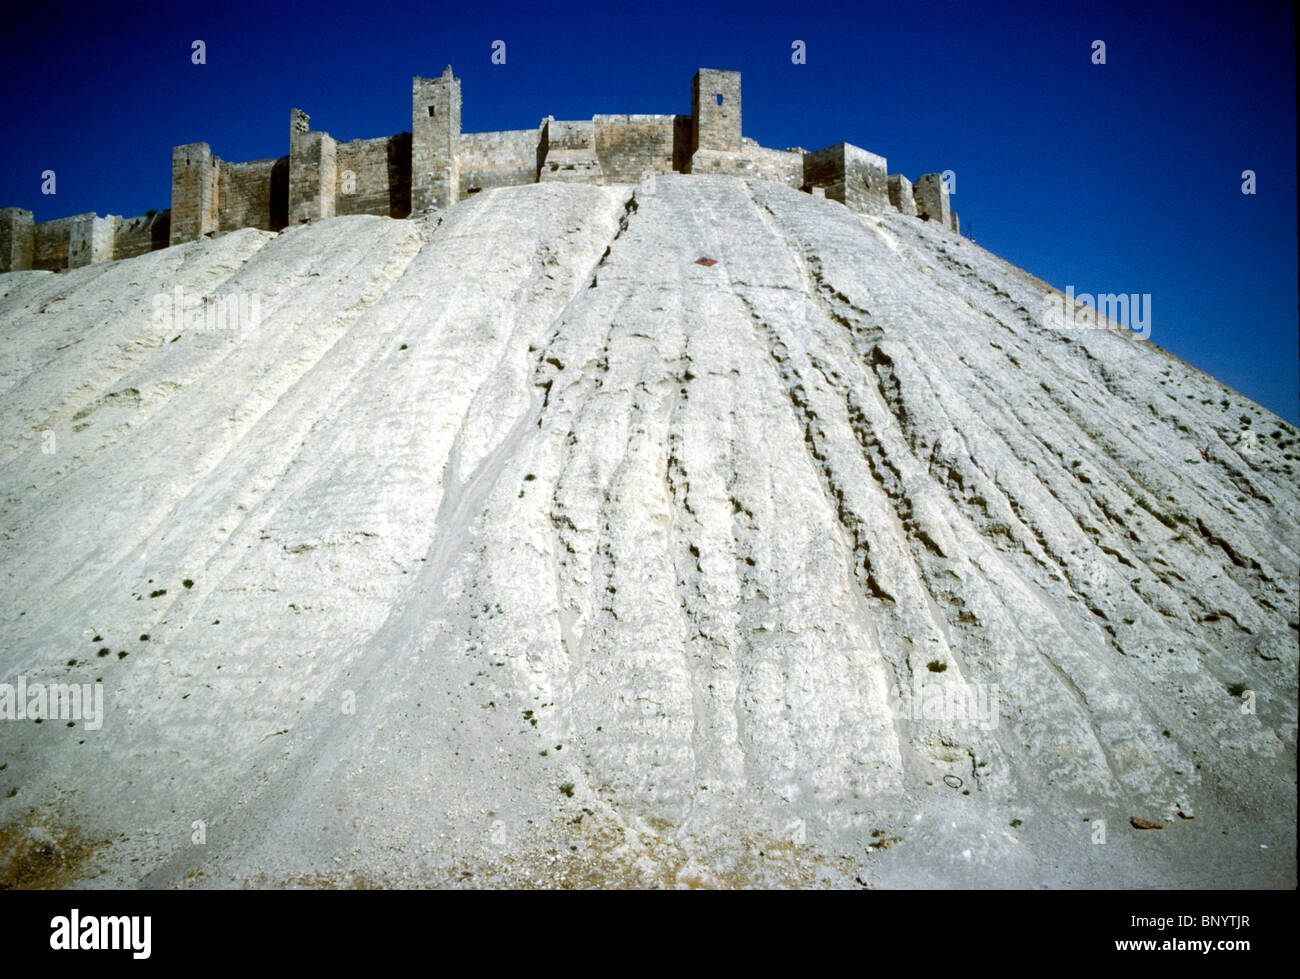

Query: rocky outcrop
0,176,1294,888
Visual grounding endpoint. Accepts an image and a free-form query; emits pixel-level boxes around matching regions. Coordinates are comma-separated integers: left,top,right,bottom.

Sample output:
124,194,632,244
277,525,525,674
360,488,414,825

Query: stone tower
913,173,952,228
691,69,742,153
289,109,337,225
170,142,217,245
412,66,462,211
0,207,35,272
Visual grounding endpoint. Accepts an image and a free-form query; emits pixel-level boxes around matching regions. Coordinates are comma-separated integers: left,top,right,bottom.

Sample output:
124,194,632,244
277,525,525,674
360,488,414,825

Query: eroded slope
0,176,1294,888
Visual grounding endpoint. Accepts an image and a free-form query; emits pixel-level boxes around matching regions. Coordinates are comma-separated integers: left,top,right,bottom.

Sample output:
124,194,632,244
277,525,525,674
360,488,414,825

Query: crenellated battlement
1,66,960,273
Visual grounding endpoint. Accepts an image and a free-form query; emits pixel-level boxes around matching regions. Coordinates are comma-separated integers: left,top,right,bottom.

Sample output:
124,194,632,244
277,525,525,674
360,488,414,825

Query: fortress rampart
1,66,960,273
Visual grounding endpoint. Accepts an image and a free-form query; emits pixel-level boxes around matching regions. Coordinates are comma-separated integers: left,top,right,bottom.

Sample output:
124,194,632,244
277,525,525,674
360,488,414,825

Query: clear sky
3,0,1295,422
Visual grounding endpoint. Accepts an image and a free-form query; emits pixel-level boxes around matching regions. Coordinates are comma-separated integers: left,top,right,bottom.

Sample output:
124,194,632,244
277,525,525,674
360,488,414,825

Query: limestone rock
0,175,1294,889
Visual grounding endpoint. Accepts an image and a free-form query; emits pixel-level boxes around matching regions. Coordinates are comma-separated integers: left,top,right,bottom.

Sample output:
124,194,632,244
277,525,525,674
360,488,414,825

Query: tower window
428,106,436,117
715,94,723,106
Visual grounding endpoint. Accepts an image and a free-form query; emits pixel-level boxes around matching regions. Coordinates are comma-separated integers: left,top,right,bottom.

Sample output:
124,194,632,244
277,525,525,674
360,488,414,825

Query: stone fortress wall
1,66,960,273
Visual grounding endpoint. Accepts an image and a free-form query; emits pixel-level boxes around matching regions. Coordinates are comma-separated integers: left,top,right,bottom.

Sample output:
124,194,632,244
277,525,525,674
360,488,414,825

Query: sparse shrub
1134,496,1178,529
926,661,947,673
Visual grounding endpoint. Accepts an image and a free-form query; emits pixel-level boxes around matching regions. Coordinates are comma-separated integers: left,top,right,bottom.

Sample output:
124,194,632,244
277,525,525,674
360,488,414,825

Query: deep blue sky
3,0,1295,422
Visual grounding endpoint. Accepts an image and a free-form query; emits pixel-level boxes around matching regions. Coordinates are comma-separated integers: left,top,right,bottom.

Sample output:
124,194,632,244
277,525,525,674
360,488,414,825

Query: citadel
0,66,960,273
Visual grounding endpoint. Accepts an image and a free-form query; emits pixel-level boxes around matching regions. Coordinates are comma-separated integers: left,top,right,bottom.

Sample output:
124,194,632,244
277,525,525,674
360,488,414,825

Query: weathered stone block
336,134,410,217
289,121,337,225
114,210,171,260
888,174,916,216
541,120,604,183
692,69,741,153
68,213,116,267
0,207,34,272
689,149,755,177
222,157,288,231
803,143,889,214
170,142,218,245
460,128,543,196
913,173,951,227
412,67,461,210
746,140,803,188
593,115,677,183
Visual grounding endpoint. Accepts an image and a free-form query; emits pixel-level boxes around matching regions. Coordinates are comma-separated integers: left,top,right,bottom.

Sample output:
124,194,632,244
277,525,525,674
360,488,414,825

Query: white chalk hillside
0,176,1294,888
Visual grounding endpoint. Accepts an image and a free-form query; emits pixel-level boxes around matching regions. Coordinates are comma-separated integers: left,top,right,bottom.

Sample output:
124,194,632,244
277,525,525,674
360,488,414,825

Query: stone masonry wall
412,69,461,211
462,128,543,195
3,66,963,272
913,173,951,227
336,134,410,218
888,174,916,216
841,144,890,214
289,119,337,225
33,214,85,269
692,69,742,153
68,213,116,267
745,141,803,188
804,143,889,214
593,115,678,183
9,208,169,270
689,149,759,177
540,120,603,183
219,157,287,232
113,210,171,260
0,208,34,272
802,144,842,194
170,142,219,245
